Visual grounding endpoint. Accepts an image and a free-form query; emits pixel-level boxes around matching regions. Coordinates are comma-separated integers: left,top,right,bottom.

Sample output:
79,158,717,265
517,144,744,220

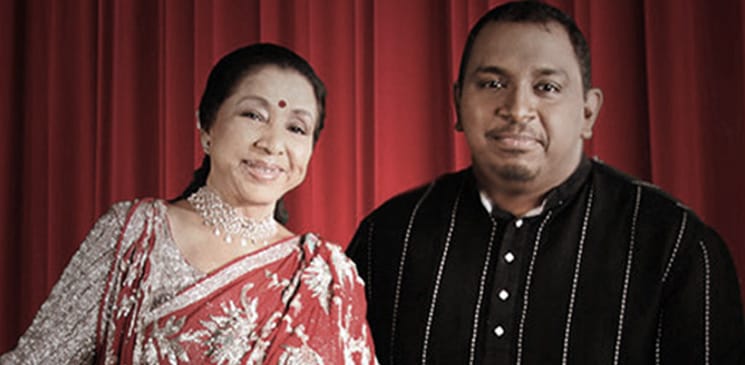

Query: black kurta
347,158,745,364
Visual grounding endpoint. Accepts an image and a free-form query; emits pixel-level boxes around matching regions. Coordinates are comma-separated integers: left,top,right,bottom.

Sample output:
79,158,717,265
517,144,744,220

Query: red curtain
2,0,744,352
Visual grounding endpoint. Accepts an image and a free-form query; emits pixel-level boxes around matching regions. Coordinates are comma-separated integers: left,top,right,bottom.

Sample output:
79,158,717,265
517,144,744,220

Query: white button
499,289,509,301
504,252,515,263
515,219,523,228
494,326,505,337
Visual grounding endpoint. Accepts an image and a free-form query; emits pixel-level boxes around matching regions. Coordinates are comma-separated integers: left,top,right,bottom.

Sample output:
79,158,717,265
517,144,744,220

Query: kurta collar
478,156,592,219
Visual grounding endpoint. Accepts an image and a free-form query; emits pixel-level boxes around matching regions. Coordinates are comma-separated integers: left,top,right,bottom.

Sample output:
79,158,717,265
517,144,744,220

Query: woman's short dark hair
174,43,327,224
456,1,592,93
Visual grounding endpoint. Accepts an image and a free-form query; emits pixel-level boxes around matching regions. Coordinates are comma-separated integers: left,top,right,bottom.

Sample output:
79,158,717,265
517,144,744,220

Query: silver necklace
187,186,278,247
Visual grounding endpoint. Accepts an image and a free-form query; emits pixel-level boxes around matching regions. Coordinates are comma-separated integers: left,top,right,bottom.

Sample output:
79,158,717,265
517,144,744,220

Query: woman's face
202,65,318,214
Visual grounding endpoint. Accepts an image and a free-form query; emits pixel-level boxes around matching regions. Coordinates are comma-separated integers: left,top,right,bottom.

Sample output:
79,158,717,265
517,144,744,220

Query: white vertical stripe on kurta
420,187,463,365
661,211,688,284
562,187,594,365
699,240,711,365
468,218,498,365
389,182,435,365
613,185,642,365
516,211,553,365
365,221,375,301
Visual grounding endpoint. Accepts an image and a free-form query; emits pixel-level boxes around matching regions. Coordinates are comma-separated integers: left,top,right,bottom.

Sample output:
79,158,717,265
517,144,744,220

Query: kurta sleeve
0,202,131,365
346,217,373,286
658,219,745,364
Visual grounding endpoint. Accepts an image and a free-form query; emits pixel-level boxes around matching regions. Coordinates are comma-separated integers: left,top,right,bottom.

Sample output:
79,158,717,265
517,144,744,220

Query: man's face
456,21,602,194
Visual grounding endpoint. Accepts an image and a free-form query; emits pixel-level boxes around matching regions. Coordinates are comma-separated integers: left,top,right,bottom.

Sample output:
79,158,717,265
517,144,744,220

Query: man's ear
581,88,603,139
454,82,463,132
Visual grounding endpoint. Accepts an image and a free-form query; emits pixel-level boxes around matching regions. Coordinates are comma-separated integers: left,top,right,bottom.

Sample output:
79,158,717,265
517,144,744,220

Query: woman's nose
253,126,284,155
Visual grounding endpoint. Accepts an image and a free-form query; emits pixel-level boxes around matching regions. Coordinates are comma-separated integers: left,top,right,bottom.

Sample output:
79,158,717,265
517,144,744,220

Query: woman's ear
196,110,212,154
200,129,211,154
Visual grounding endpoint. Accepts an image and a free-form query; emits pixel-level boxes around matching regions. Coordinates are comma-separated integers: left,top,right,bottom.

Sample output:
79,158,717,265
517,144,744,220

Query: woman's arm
0,202,131,365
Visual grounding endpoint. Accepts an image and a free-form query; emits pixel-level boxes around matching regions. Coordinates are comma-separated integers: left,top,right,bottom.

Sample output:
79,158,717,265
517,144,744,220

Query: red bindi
278,99,287,108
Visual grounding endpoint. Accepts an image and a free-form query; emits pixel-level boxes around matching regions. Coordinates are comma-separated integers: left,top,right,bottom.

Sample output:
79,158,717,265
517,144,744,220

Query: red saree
95,200,376,364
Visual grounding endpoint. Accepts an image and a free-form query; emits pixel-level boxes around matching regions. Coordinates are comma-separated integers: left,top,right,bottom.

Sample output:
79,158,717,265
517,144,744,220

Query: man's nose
498,86,536,124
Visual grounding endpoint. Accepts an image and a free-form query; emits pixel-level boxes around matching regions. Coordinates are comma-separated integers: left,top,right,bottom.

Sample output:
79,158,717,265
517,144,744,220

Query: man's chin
496,164,537,182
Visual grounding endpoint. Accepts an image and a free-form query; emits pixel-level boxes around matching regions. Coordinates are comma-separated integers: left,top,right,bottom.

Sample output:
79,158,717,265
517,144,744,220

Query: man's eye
536,83,561,93
481,80,506,89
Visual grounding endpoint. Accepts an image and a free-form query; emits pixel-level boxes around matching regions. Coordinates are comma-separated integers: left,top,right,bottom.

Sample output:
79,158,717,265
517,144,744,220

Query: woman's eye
288,124,308,135
241,111,264,121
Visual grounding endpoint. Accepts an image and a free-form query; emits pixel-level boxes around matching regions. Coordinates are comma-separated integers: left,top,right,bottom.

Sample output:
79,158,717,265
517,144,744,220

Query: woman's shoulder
104,198,168,222
300,232,344,255
68,199,163,276
89,198,168,247
301,233,364,286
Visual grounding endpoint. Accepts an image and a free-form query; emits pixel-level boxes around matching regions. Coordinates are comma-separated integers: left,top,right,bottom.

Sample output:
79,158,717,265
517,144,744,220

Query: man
347,2,745,364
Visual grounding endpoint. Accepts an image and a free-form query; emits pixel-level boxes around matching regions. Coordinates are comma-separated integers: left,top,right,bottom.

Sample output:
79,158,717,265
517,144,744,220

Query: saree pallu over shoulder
95,199,375,364
95,198,163,364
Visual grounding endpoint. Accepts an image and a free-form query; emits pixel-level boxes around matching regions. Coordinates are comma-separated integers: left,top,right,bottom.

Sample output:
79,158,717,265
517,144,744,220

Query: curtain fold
2,0,744,352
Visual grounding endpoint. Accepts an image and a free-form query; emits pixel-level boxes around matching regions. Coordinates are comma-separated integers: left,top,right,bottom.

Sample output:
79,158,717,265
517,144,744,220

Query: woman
1,43,375,364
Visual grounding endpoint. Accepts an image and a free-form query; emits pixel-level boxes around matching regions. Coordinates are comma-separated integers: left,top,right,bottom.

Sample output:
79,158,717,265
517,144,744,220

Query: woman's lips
241,159,284,181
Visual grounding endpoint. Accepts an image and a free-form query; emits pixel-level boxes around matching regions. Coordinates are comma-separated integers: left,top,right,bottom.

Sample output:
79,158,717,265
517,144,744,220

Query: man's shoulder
591,158,703,222
590,159,726,252
367,168,468,223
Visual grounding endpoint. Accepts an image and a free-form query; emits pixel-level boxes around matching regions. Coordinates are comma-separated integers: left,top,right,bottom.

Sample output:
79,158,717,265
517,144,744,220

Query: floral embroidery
329,244,363,287
180,285,261,365
116,294,137,319
302,256,333,314
278,344,325,365
145,316,188,365
337,303,374,365
267,270,290,289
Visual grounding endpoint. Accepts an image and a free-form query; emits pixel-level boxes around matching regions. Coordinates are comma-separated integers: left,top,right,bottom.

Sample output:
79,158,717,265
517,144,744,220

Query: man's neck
474,160,583,217
487,189,547,217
